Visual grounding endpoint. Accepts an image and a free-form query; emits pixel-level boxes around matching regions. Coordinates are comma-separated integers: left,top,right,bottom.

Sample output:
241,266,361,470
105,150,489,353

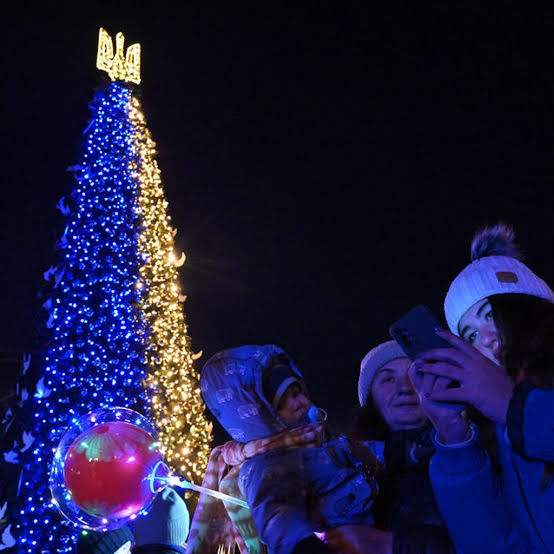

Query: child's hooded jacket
201,344,377,554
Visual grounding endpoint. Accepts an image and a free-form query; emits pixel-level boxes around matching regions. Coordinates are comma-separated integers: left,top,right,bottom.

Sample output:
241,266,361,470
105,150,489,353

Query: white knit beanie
444,225,554,334
358,340,406,406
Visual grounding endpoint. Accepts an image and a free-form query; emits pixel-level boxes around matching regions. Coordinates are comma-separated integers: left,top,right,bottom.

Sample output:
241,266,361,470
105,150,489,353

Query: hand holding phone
390,305,466,415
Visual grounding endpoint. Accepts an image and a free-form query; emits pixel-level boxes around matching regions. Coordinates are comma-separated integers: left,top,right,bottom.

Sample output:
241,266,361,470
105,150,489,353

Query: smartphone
389,304,451,360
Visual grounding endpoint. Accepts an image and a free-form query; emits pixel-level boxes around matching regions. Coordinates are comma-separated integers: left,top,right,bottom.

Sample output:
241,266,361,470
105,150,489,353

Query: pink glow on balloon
63,421,163,520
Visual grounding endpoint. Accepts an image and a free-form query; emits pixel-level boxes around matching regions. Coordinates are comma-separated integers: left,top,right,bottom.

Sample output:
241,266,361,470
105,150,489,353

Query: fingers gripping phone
390,305,465,412
389,305,451,360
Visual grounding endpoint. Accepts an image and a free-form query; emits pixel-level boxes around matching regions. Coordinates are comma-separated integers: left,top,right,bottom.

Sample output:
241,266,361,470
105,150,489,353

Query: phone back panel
390,305,451,360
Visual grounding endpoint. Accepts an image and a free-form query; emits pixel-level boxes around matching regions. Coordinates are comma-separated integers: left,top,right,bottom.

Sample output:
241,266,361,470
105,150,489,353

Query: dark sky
1,3,553,430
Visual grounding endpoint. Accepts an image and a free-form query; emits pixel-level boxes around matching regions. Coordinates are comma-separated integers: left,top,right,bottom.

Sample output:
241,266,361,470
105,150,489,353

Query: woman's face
370,357,427,431
458,298,501,364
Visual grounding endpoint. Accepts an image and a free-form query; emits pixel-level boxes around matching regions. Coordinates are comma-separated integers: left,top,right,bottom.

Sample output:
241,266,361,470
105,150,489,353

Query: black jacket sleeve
393,525,455,554
292,535,334,554
133,544,187,554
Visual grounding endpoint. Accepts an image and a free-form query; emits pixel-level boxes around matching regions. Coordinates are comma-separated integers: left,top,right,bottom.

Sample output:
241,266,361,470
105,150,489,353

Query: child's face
277,383,312,424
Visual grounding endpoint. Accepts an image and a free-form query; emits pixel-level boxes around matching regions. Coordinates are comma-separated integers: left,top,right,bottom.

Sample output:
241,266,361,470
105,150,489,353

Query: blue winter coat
201,345,378,554
429,383,554,554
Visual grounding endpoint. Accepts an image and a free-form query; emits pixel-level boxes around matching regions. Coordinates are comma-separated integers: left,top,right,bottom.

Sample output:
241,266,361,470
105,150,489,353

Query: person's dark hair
350,399,389,442
489,292,554,487
349,400,396,530
489,293,554,386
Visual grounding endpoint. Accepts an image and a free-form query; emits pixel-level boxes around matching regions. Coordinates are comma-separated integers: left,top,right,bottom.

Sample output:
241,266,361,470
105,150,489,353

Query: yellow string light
97,28,141,84
127,96,212,483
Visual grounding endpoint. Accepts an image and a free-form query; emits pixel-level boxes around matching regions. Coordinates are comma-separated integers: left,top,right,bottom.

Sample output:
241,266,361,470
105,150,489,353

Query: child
194,344,379,554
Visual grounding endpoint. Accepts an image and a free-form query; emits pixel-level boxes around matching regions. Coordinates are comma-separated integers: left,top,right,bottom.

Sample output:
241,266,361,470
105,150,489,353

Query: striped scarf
186,423,325,553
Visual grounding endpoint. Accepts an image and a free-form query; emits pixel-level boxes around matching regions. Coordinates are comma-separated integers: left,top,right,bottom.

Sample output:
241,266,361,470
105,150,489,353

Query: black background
1,3,553,431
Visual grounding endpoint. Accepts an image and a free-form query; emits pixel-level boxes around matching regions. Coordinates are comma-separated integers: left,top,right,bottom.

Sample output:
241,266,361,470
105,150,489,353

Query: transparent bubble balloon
50,407,171,531
50,407,248,532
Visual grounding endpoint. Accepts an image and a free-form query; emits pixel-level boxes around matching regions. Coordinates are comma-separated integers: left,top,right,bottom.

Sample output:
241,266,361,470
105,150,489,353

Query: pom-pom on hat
76,526,133,554
445,224,554,334
358,340,406,406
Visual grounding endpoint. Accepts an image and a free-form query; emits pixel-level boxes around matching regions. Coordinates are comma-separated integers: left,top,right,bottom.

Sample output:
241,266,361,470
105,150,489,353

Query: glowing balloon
51,407,248,532
64,421,161,519
50,407,169,531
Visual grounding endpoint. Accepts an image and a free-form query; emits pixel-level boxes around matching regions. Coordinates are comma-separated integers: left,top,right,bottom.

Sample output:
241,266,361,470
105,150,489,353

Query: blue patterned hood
200,344,304,442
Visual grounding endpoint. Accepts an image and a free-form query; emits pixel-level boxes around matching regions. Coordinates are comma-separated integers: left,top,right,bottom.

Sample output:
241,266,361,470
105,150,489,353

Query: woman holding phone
410,224,554,554
323,341,454,554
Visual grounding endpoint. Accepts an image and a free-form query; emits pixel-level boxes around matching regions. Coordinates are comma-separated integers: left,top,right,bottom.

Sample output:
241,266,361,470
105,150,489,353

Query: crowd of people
79,222,553,553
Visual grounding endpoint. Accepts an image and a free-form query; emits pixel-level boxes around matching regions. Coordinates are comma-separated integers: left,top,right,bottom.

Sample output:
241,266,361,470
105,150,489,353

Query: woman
324,340,454,554
411,224,554,553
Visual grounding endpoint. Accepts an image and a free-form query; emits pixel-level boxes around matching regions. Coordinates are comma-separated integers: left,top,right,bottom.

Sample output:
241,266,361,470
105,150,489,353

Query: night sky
1,4,553,431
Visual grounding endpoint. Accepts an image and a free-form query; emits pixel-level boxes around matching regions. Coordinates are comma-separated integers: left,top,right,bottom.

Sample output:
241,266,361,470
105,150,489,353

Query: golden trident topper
96,27,141,84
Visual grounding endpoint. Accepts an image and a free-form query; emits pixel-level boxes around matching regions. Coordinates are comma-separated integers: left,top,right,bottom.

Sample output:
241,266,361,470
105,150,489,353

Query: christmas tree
4,29,212,552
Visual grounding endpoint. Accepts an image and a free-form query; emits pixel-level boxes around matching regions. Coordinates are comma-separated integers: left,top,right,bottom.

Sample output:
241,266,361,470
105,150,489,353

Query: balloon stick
150,463,248,508
164,475,249,508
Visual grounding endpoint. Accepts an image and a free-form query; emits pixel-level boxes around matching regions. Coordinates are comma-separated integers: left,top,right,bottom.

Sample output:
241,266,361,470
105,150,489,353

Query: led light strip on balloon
50,407,246,532
149,461,248,507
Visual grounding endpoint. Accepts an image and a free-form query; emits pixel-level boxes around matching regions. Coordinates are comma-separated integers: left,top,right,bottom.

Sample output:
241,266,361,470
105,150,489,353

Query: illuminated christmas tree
5,29,212,552
129,100,213,479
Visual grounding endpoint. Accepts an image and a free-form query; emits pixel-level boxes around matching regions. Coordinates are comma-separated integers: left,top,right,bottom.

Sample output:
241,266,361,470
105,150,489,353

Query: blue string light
13,82,150,552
